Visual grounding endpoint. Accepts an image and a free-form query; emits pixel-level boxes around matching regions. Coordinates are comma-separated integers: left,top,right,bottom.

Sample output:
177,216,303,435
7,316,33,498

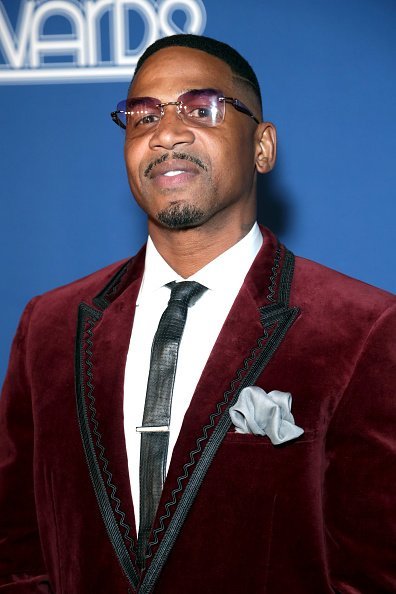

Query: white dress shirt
123,223,263,530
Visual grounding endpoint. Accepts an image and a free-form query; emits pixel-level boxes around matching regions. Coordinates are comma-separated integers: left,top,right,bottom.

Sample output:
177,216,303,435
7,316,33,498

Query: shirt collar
137,222,263,305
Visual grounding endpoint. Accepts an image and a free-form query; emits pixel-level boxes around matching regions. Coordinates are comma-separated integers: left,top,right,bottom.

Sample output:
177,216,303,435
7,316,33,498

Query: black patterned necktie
137,280,207,566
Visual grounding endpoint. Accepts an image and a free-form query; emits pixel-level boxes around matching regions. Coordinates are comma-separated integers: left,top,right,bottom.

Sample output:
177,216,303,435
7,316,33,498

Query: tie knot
168,280,207,307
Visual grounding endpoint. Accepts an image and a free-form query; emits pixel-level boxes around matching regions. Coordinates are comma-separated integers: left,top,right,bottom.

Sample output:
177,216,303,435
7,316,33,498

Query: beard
156,202,206,229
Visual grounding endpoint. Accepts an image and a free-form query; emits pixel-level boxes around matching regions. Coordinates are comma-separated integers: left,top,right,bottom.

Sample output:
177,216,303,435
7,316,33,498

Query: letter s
158,0,206,37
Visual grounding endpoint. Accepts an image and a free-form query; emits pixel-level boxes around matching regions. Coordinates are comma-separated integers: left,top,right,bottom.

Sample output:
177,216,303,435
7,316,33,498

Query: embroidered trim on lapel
75,302,139,590
93,259,132,309
138,246,300,594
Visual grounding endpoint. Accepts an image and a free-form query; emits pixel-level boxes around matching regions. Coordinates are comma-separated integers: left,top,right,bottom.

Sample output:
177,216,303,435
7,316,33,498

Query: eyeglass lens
117,89,225,132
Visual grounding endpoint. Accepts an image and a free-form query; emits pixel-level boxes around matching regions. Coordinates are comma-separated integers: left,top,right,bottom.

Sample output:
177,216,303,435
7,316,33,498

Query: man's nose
148,106,195,151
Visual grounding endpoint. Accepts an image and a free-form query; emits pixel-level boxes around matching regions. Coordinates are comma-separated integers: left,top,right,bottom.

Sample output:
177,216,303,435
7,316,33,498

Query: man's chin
156,204,206,230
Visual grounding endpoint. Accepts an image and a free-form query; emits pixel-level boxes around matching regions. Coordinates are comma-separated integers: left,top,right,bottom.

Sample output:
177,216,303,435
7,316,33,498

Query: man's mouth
163,170,186,177
143,152,208,189
144,152,208,178
147,159,202,188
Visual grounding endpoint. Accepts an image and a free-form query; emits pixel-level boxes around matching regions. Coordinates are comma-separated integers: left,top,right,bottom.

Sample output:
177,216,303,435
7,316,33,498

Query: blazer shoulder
292,254,395,316
36,258,128,301
28,246,145,320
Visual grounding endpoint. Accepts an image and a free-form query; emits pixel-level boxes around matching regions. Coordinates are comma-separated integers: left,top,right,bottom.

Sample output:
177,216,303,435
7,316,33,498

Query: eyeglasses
110,88,259,135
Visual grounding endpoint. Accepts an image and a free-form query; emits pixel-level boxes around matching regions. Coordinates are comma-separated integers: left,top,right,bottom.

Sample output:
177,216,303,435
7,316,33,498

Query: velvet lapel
75,248,146,591
137,227,300,593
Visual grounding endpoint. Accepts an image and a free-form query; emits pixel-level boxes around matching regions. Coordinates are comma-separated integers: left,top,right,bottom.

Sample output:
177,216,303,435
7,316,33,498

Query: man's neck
148,220,256,278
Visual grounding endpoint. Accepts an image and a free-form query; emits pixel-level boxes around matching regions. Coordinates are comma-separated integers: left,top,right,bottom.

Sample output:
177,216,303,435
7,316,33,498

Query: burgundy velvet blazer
0,227,395,594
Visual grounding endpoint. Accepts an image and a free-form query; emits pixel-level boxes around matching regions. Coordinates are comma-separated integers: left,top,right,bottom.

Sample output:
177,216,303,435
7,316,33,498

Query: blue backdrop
1,0,395,386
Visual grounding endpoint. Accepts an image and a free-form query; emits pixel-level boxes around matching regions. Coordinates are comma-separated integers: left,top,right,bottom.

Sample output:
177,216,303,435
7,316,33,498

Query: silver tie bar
136,425,169,433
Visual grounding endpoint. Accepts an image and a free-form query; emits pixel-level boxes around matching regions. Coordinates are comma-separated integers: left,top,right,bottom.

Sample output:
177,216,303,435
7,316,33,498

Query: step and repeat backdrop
1,0,395,385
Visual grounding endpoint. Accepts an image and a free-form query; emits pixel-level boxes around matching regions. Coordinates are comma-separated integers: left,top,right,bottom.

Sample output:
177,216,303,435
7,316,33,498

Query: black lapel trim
138,248,300,594
266,243,282,302
278,249,295,305
93,259,131,310
75,303,139,589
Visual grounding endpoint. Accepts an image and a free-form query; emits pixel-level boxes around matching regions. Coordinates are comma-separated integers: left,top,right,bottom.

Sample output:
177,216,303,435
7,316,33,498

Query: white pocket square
229,386,304,445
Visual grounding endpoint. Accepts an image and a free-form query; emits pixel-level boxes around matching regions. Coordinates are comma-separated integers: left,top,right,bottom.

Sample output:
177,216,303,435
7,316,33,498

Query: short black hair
132,34,262,110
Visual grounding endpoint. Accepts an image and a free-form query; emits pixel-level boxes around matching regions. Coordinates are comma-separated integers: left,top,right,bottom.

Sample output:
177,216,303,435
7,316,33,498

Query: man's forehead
129,46,234,97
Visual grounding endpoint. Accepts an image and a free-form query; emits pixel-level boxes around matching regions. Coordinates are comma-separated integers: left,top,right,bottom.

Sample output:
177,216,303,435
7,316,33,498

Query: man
0,34,395,594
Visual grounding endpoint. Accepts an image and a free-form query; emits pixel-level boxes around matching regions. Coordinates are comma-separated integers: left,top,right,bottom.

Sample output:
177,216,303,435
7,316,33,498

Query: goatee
157,203,205,229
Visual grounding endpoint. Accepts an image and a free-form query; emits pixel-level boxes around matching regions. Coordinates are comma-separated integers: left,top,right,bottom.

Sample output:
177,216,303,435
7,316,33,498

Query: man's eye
188,107,213,119
139,114,160,125
127,112,159,127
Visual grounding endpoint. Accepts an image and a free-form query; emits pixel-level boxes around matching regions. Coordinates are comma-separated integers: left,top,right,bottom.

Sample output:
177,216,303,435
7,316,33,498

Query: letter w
0,0,34,68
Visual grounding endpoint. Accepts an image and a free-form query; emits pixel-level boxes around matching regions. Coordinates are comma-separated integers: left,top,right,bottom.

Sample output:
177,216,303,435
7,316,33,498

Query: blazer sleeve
324,303,396,594
0,299,53,593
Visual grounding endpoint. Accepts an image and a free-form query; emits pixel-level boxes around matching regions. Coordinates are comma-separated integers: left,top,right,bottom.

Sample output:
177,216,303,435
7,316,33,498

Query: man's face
124,46,268,233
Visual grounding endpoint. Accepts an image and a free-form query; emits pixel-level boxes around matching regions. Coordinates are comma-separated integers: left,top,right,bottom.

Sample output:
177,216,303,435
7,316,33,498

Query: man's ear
255,122,277,173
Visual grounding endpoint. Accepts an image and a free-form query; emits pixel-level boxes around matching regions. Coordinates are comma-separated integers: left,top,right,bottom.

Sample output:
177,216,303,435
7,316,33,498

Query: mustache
144,152,208,177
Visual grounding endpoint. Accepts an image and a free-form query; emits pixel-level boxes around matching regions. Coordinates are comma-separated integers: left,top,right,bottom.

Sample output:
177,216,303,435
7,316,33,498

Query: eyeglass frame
110,88,260,131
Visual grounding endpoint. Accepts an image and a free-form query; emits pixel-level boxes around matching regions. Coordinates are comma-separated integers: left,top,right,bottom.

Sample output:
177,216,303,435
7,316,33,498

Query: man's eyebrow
176,87,216,96
127,87,225,103
127,88,196,99
128,87,218,100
